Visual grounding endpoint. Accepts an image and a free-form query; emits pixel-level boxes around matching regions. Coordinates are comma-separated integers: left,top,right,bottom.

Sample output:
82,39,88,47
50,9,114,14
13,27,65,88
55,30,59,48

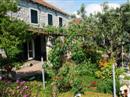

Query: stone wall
8,0,69,28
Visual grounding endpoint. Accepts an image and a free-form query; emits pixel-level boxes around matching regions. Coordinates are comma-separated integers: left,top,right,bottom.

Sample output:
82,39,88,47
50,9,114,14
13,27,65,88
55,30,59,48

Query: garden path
16,60,42,79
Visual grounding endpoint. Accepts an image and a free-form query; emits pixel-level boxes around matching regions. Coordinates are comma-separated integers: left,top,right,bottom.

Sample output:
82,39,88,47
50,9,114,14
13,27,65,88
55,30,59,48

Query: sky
47,0,127,15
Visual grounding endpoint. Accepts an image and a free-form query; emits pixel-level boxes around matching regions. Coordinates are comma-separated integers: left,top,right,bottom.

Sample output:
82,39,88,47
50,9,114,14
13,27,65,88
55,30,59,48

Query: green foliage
96,65,112,79
0,80,15,96
76,61,98,76
124,76,130,80
97,78,120,95
71,40,86,64
44,25,66,34
46,60,99,94
56,62,77,92
0,58,9,68
48,38,64,71
0,0,31,67
71,78,84,94
45,2,130,96
0,0,18,16
77,3,86,19
13,62,23,70
0,80,47,97
97,78,113,93
96,65,124,94
0,18,30,59
96,65,125,79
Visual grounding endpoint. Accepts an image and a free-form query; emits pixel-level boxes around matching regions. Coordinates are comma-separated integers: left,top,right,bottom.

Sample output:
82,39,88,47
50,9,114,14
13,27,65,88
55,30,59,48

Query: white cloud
85,3,120,15
85,4,102,15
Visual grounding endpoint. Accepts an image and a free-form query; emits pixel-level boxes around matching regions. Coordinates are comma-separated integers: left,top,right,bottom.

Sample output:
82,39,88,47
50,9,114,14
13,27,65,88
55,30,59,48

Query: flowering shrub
99,59,108,68
0,79,32,97
15,80,32,97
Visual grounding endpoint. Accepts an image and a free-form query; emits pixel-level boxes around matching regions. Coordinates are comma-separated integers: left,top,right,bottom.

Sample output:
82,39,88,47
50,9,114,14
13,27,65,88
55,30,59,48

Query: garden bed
59,91,112,97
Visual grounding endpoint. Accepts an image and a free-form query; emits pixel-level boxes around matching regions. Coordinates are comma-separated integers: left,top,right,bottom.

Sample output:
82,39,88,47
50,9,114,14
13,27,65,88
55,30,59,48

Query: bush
96,65,123,95
50,62,85,94
56,61,98,94
56,62,76,92
97,78,113,93
0,80,33,97
71,41,86,64
13,62,22,70
71,78,84,95
96,65,112,79
76,60,98,76
97,78,120,95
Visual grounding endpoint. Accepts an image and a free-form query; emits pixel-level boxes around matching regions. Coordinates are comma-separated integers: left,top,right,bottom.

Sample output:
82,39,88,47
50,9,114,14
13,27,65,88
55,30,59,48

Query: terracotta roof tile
30,0,68,16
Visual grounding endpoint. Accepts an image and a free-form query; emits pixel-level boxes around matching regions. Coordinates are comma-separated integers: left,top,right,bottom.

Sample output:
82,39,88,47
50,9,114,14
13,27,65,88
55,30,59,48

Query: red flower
91,81,96,85
90,81,96,87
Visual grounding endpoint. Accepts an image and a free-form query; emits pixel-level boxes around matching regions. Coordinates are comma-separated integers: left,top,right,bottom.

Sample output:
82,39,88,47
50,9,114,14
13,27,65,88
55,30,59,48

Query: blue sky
47,0,127,14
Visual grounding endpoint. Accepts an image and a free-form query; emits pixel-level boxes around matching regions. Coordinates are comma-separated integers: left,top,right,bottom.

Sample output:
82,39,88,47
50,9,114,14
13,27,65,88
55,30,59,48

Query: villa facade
8,0,69,61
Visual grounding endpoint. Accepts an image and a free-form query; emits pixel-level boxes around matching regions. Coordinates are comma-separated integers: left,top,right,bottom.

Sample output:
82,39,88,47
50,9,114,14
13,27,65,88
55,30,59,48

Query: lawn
59,92,112,97
29,81,112,97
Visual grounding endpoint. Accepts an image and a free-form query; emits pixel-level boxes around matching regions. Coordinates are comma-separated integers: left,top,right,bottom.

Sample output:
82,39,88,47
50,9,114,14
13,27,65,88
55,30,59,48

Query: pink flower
23,86,28,90
16,86,20,89
23,94,27,97
20,81,26,86
16,79,20,83
0,76,2,80
23,94,29,97
20,90,24,94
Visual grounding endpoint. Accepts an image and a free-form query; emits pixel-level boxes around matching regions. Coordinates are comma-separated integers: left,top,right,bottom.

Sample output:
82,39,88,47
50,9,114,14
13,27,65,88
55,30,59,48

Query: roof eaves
31,0,69,16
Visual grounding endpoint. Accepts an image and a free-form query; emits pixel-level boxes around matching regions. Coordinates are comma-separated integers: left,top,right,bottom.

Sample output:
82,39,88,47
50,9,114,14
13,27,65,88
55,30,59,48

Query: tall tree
84,3,130,65
77,3,86,19
0,0,31,66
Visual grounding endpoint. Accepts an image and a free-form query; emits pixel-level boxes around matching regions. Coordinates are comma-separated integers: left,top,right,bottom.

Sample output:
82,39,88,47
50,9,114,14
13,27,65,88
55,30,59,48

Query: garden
1,0,130,97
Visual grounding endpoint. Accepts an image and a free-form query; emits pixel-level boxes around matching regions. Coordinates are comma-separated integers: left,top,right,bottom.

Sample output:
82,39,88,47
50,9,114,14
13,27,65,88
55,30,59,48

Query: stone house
8,0,69,61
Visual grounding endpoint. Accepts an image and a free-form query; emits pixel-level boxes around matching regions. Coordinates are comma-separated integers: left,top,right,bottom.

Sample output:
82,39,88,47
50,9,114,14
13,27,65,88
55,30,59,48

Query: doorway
27,39,35,60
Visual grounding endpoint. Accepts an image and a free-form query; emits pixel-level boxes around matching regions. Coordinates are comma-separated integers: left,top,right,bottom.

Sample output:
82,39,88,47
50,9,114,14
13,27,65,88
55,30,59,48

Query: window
48,14,53,25
59,17,63,27
30,9,38,24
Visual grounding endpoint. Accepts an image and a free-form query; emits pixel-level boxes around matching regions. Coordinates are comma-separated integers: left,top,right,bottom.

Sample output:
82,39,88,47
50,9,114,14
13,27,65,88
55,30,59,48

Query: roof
30,0,69,16
71,18,81,24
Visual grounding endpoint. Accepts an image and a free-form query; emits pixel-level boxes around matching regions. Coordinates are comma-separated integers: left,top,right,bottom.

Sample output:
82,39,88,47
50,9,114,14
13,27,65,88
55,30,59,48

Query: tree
0,0,31,67
97,3,130,62
0,0,18,16
45,3,130,96
70,3,130,65
77,3,86,19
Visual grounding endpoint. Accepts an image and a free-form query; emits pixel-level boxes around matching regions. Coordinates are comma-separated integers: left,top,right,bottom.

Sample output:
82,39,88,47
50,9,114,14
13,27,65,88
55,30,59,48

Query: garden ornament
74,92,81,97
120,85,130,97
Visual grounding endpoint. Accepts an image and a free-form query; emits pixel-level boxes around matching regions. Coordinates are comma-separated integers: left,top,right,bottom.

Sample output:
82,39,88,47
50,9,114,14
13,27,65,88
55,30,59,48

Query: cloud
85,3,120,15
85,4,102,15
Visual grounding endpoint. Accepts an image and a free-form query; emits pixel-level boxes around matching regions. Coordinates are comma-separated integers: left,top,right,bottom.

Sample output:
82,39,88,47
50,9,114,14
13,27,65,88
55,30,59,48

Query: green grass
28,80,112,97
29,76,105,97
58,91,112,97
